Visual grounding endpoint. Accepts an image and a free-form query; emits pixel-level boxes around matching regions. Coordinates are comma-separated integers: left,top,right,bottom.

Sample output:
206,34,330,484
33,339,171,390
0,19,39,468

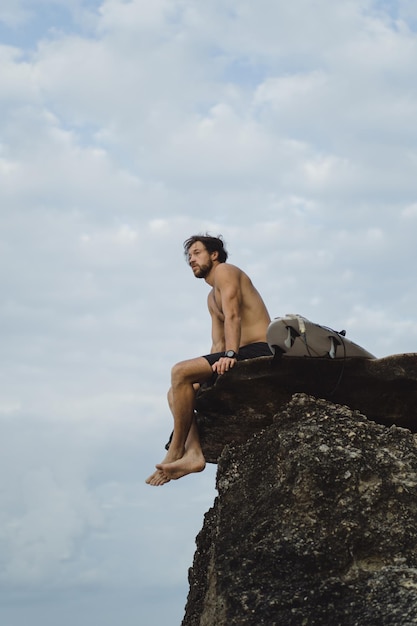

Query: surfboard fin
329,336,343,359
284,325,300,349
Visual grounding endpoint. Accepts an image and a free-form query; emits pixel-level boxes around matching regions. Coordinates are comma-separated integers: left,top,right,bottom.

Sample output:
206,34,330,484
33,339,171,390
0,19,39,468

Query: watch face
226,350,237,358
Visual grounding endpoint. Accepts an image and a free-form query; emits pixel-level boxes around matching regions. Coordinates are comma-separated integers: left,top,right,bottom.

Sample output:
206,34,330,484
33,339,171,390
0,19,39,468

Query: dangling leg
146,357,212,486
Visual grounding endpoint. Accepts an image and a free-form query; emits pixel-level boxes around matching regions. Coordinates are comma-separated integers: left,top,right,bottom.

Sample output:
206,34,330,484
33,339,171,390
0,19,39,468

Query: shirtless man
146,235,271,486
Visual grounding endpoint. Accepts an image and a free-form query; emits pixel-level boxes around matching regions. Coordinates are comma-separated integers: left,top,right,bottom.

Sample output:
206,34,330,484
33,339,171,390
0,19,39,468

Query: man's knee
171,360,189,385
171,358,211,385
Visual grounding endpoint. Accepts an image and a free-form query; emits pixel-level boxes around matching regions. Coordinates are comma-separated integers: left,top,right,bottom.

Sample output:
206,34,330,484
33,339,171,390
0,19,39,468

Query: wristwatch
224,350,238,359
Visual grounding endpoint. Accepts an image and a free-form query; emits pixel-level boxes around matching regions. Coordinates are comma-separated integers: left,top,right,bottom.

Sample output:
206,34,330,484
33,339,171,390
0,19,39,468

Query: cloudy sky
1,0,417,623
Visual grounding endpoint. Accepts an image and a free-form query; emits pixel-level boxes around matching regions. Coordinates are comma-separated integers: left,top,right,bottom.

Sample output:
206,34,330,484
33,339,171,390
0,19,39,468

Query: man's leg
145,356,213,486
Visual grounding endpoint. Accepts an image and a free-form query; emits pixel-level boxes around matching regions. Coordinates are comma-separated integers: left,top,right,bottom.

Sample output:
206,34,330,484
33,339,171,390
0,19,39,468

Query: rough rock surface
195,353,417,463
183,394,417,626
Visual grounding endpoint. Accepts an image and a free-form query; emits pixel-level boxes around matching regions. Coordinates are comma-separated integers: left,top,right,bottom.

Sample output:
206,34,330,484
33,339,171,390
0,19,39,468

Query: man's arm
212,265,243,374
208,292,225,353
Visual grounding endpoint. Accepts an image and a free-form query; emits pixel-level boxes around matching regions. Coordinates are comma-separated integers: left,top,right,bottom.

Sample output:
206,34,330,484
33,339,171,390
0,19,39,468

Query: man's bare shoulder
213,263,242,281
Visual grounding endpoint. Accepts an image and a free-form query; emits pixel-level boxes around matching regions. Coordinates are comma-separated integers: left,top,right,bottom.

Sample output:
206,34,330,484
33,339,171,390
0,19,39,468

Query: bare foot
156,450,206,481
145,468,171,486
145,447,184,486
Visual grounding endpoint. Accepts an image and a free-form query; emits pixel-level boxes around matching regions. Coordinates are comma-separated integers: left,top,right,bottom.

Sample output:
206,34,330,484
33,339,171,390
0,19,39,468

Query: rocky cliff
182,354,417,626
195,353,417,463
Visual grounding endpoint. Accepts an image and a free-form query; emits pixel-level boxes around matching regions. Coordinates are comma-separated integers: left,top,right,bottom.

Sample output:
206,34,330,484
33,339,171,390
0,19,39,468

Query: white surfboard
267,314,375,359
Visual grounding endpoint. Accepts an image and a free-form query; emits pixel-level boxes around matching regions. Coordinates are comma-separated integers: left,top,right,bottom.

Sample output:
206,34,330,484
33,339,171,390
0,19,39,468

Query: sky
1,0,417,624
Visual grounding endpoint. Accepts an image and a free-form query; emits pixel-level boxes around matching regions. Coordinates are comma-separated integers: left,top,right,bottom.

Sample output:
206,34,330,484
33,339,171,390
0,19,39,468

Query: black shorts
202,342,272,366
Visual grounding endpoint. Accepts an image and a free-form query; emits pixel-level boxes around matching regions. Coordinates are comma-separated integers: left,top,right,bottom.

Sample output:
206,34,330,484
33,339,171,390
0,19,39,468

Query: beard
192,259,213,279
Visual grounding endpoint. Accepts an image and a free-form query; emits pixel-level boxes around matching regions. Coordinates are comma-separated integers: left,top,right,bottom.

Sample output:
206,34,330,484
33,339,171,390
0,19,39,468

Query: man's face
187,242,215,279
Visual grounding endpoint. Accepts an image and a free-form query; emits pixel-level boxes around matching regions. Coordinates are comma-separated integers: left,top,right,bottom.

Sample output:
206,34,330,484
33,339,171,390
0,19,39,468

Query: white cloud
0,45,38,103
0,420,102,586
0,1,30,27
254,71,329,111
402,202,417,218
98,0,175,34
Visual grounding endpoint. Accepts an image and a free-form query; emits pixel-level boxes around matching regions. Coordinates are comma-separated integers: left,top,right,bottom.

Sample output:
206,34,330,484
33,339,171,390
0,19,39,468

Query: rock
183,394,417,626
195,353,417,463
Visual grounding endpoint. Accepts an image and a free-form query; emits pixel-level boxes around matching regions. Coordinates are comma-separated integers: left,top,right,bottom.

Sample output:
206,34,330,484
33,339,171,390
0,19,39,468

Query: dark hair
183,234,228,263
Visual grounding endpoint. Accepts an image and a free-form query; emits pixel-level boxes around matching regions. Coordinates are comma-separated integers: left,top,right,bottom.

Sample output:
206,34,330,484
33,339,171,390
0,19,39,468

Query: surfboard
267,314,375,359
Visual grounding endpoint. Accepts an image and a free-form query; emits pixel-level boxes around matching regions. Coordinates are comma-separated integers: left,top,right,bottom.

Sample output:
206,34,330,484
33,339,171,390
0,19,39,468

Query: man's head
183,234,228,279
184,235,228,263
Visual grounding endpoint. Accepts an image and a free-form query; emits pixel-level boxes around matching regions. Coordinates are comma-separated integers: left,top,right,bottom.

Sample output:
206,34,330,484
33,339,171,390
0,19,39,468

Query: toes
146,469,170,486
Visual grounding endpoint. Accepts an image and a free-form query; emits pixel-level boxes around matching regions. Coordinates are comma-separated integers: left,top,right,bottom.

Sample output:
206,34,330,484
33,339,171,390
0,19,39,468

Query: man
146,235,272,486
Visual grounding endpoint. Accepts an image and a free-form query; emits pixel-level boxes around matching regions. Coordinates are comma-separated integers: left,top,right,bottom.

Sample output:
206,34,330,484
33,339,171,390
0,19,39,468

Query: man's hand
212,356,237,375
